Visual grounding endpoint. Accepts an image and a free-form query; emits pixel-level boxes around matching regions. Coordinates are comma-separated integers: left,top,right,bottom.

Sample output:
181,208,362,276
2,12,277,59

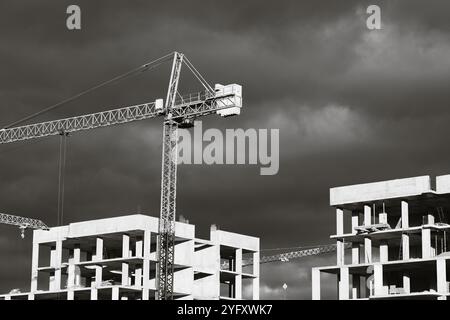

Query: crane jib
0,92,239,145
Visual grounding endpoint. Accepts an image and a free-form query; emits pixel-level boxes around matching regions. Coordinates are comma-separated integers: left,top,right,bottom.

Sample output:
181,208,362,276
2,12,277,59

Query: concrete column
235,249,242,299
252,251,260,300
91,288,98,300
122,234,130,286
95,237,103,260
122,234,130,257
352,275,361,299
112,287,120,300
49,244,57,290
351,211,359,234
73,245,81,261
50,244,57,267
74,245,81,286
401,201,409,229
94,237,103,286
30,242,39,292
364,238,372,263
142,230,152,300
215,242,222,299
364,205,372,226
142,238,151,300
425,213,435,225
67,290,74,300
365,275,372,298
379,212,388,225
142,288,150,301
403,272,410,293
135,267,142,288
402,234,410,260
311,268,321,300
352,243,360,265
94,268,103,287
67,264,75,292
136,237,143,257
338,267,349,300
337,240,345,266
235,275,242,300
363,206,373,263
52,240,63,291
422,228,432,259
437,259,447,296
373,264,384,296
235,248,242,273
336,209,344,235
401,202,410,260
67,245,81,291
379,240,388,263
133,237,143,289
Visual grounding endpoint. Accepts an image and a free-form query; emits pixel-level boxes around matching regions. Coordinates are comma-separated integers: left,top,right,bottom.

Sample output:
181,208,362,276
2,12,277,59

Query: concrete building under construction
0,214,260,300
313,174,450,300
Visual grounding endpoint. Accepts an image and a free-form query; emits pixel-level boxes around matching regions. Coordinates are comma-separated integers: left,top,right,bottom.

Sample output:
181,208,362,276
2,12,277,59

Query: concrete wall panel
330,176,431,206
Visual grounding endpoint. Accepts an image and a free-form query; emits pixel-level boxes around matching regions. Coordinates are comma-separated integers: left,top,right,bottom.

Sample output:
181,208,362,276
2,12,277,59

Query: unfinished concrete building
0,214,259,300
312,174,450,300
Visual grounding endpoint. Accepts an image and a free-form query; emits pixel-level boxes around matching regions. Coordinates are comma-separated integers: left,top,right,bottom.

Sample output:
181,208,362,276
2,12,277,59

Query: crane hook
19,225,27,239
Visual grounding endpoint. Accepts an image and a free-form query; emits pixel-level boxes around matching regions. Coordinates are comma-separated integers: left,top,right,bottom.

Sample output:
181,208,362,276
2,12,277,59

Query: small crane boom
0,212,49,238
245,243,352,266
220,243,353,269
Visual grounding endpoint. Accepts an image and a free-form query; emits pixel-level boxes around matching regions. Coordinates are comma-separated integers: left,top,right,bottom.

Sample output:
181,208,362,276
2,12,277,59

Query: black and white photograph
1,0,450,310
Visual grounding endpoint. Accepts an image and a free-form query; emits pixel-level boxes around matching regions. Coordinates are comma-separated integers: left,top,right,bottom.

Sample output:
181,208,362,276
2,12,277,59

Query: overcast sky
1,0,450,299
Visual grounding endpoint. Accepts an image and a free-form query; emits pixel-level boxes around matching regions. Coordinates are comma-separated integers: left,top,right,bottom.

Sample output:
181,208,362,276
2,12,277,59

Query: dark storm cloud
1,0,450,298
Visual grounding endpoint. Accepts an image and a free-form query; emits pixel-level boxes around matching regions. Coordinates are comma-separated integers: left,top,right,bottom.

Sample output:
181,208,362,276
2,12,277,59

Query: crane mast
157,52,183,300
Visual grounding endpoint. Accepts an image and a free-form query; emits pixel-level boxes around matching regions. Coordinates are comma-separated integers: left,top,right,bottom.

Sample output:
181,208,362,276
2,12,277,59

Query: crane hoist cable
2,52,174,129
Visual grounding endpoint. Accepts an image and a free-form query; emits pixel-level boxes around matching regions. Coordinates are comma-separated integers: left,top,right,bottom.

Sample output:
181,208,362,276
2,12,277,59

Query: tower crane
0,52,243,300
0,212,49,239
244,243,352,266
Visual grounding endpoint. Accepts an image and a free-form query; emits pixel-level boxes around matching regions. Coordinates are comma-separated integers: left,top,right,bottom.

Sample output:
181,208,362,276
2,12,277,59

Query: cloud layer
1,0,450,298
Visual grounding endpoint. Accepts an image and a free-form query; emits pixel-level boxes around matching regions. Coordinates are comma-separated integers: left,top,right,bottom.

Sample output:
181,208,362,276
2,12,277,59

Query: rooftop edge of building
32,213,259,251
330,174,450,207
